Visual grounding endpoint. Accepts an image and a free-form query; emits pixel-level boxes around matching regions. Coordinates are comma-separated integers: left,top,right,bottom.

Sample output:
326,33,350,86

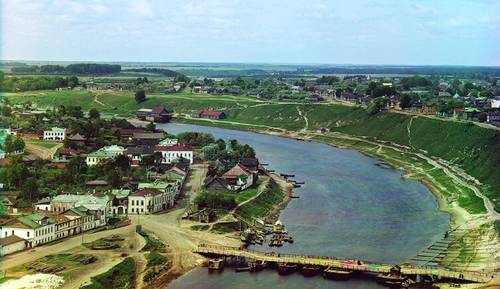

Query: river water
156,123,450,289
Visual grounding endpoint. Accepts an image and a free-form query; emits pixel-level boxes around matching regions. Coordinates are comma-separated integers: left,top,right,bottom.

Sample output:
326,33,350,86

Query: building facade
43,127,67,141
154,144,193,164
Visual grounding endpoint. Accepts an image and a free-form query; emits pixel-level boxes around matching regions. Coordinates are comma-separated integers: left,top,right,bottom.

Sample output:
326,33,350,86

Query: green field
5,90,499,213
25,139,60,149
81,257,135,289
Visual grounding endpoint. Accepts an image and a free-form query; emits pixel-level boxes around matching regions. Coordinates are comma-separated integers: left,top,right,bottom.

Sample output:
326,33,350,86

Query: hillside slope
5,91,499,211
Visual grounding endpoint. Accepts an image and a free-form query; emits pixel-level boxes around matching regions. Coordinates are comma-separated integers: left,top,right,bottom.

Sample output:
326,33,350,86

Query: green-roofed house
85,145,126,166
0,213,56,248
50,194,111,227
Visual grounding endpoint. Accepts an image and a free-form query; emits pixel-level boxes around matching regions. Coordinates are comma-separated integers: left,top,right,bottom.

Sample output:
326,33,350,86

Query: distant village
81,74,500,127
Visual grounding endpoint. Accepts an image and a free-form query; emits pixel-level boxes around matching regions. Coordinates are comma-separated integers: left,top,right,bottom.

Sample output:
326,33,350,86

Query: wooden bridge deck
194,244,492,283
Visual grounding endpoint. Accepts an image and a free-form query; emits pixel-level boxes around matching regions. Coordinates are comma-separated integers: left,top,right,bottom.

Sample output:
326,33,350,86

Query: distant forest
11,63,121,75
304,66,500,77
122,68,181,77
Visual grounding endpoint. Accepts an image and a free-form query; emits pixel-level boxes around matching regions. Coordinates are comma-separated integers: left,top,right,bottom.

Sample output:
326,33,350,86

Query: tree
399,94,413,109
367,97,386,115
3,134,14,153
67,155,87,176
2,157,29,188
67,106,84,118
478,112,487,123
67,75,79,88
13,137,25,152
113,155,131,173
145,122,156,132
135,90,146,103
89,108,100,119
21,177,38,203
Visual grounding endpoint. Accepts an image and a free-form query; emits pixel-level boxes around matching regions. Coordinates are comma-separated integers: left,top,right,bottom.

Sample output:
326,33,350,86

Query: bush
146,252,167,267
194,192,237,210
80,257,135,289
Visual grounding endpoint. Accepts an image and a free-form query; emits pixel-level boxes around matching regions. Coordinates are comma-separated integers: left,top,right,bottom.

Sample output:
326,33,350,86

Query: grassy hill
5,90,499,211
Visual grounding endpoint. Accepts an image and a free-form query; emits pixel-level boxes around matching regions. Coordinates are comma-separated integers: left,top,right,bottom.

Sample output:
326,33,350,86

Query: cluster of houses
204,158,260,193
0,117,196,256
0,163,188,256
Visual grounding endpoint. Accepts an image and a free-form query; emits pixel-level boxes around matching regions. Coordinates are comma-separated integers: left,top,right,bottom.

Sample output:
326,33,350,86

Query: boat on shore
277,262,299,275
323,266,353,280
301,265,323,277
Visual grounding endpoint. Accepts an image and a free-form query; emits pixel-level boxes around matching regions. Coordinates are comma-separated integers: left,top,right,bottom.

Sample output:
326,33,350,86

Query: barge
323,266,353,280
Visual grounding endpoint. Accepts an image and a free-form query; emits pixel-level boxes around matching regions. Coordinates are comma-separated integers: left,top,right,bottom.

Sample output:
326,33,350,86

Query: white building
128,188,171,214
35,198,51,211
154,144,193,164
43,127,67,141
0,213,56,248
0,235,26,256
86,145,126,166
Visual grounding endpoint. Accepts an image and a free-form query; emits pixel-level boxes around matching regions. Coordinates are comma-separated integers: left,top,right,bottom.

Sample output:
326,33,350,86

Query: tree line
0,75,79,92
11,63,121,75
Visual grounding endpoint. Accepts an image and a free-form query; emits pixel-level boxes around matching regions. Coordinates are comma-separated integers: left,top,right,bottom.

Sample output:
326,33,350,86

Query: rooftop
154,144,193,152
0,235,26,246
130,188,163,197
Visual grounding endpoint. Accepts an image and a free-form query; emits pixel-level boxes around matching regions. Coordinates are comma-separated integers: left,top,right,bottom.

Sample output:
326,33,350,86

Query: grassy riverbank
6,90,498,215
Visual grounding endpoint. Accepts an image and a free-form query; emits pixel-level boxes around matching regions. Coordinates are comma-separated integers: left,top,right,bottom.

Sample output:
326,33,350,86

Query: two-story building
154,144,193,164
0,214,56,248
43,127,66,141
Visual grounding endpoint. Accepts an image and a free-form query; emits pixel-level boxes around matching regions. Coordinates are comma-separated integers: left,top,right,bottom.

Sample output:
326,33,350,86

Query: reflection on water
158,123,449,289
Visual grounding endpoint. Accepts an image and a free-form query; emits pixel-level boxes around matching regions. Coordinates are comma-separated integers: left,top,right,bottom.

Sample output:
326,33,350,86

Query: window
141,200,144,206
27,232,30,237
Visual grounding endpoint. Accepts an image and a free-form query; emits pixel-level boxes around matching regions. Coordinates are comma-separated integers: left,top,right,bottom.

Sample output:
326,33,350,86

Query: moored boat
302,265,323,277
208,258,225,271
323,266,353,280
376,266,407,287
250,260,268,272
277,262,299,275
376,273,407,287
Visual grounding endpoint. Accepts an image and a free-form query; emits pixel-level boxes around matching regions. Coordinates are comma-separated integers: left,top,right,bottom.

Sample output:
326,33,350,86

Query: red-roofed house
192,110,226,119
221,163,256,191
154,144,193,164
136,106,172,123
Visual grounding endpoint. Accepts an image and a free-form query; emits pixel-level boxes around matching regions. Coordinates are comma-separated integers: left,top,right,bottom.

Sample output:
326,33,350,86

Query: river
156,122,450,289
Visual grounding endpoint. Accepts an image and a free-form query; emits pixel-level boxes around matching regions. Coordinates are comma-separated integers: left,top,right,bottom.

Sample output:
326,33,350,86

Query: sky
1,0,499,66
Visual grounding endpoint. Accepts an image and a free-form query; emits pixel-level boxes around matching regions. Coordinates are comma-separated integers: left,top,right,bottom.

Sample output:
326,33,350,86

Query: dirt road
0,223,148,289
25,142,62,160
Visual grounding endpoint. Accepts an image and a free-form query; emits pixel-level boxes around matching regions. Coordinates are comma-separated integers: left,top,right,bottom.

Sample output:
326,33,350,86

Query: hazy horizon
1,0,499,66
